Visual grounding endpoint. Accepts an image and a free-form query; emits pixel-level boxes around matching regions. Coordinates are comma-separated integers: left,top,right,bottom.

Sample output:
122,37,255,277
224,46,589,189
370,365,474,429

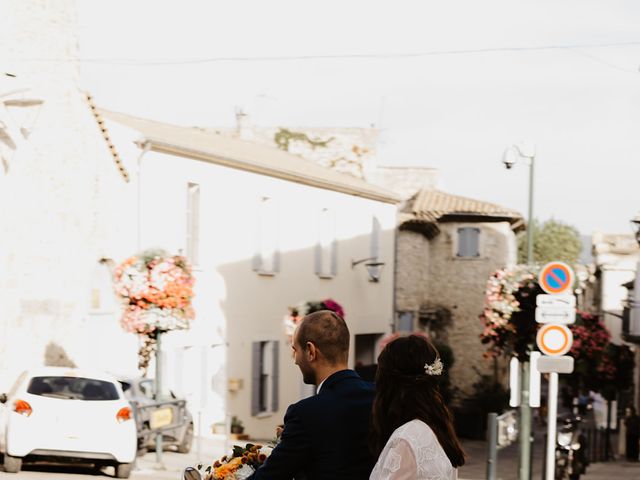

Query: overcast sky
77,0,640,235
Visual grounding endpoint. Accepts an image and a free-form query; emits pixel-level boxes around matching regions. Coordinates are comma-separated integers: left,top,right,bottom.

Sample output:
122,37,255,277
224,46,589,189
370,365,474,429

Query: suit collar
318,369,359,391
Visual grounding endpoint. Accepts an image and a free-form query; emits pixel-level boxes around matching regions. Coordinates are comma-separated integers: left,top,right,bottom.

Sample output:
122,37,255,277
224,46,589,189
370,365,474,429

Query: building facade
393,189,523,394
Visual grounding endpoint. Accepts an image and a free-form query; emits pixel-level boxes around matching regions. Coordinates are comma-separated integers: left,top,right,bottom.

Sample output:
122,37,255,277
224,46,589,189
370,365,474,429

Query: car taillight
116,406,132,423
14,399,32,417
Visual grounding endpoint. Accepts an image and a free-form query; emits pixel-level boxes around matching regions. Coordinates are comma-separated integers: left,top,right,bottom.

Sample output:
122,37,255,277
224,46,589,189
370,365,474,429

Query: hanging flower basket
283,298,345,339
114,249,195,334
113,249,195,374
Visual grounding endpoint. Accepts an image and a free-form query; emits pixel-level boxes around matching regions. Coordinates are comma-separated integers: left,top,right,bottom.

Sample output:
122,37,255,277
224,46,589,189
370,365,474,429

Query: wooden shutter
370,216,380,259
271,342,279,412
251,342,262,416
457,227,480,257
330,239,338,276
314,243,322,275
273,250,281,273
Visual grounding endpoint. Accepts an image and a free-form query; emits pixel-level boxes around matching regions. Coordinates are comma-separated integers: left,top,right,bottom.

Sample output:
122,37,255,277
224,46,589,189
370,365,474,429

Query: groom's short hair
298,310,349,365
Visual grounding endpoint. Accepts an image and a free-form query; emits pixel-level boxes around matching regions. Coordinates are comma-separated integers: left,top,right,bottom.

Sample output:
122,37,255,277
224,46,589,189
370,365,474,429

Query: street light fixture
351,257,385,282
502,142,536,480
503,143,536,264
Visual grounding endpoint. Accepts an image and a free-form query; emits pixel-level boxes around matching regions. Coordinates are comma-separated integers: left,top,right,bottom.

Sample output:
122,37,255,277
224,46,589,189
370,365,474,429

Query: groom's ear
306,342,318,361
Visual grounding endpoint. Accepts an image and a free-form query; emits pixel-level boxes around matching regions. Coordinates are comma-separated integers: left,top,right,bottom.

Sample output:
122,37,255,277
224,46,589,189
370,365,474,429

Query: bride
369,334,465,480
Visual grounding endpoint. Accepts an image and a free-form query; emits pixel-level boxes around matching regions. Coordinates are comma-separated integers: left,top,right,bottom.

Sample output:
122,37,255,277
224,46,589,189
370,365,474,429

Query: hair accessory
424,357,443,376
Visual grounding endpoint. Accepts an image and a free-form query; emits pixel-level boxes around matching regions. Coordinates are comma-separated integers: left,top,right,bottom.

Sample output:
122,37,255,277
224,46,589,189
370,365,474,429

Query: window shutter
330,240,338,276
251,342,262,416
370,216,380,259
314,243,322,275
457,227,480,257
271,341,279,412
273,250,281,273
252,253,262,272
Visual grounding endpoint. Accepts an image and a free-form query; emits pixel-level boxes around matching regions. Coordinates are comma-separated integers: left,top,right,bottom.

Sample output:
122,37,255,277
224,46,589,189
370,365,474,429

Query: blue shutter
271,341,279,412
371,216,380,259
457,227,480,257
251,342,261,416
330,239,338,276
314,243,322,275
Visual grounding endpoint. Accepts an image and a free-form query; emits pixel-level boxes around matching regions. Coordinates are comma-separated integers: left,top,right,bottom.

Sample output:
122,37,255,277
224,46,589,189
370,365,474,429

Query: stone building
589,233,640,343
393,188,524,394
224,120,526,395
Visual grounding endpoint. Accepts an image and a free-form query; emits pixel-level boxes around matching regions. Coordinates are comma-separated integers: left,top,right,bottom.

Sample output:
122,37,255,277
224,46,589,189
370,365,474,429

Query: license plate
150,407,173,430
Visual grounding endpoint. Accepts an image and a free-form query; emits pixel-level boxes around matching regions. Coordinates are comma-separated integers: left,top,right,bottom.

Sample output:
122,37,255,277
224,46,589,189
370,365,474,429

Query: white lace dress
370,419,457,480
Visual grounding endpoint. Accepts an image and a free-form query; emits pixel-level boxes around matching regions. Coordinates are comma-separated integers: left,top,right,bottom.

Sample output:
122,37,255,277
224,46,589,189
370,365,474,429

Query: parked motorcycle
555,415,588,480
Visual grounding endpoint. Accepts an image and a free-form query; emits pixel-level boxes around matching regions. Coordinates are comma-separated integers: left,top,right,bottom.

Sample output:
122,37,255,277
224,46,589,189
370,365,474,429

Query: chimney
235,108,253,140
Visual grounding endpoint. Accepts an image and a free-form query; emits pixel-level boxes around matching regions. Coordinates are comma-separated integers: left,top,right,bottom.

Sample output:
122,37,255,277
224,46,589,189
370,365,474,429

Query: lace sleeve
370,438,417,480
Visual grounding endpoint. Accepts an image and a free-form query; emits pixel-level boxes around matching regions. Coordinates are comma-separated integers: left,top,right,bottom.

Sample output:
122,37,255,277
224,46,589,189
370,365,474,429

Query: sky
76,0,640,236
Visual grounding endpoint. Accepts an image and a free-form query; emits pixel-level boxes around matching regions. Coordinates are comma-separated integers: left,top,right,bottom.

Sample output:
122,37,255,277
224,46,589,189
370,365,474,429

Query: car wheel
114,462,133,479
3,454,22,473
177,423,194,454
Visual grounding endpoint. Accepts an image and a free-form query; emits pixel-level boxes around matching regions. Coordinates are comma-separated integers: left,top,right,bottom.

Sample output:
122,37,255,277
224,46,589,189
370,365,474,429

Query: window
457,227,480,257
251,341,279,415
315,208,337,277
186,183,200,266
397,311,415,332
27,376,119,401
252,197,280,274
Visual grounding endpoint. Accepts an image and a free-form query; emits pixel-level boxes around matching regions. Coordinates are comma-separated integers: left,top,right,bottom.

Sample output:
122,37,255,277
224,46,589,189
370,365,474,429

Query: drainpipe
136,141,151,251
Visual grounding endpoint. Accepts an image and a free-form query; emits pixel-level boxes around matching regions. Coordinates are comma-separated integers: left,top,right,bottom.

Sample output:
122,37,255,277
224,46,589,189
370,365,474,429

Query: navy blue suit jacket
250,369,375,480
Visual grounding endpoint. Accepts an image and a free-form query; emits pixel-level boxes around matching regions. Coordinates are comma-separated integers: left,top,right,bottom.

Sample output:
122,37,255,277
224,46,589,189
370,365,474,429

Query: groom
250,310,375,479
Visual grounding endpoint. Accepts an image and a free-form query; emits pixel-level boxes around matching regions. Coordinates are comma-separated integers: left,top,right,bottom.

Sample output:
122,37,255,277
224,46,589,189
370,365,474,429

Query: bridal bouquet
196,444,272,479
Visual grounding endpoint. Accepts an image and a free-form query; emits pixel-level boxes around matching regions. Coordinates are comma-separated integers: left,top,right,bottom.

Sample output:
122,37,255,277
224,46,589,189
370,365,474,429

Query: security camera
502,147,517,169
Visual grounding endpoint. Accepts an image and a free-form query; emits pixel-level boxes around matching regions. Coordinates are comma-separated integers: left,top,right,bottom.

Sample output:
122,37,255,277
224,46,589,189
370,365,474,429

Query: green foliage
274,128,334,152
469,371,510,415
517,219,582,265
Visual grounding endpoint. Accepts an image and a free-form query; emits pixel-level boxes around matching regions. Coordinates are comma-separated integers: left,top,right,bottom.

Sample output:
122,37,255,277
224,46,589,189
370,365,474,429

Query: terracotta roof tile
401,189,524,237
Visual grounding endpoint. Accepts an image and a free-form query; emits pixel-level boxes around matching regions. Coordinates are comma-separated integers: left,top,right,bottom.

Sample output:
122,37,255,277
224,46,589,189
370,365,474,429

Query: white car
0,367,137,478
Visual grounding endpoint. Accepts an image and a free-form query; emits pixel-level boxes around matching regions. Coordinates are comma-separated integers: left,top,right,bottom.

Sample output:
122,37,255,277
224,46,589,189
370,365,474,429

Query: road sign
535,306,576,324
537,355,574,374
536,294,576,308
536,324,573,356
538,261,575,295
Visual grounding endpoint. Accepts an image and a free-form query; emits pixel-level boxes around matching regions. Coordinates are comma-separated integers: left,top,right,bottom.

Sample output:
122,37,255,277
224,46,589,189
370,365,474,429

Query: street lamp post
503,143,536,480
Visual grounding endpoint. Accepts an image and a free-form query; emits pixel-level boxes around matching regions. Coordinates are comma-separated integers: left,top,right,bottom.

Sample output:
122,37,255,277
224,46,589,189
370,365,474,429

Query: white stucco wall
130,145,396,439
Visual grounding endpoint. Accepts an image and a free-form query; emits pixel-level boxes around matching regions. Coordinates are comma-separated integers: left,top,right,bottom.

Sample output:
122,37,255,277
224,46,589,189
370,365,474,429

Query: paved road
2,434,639,479
0,436,227,480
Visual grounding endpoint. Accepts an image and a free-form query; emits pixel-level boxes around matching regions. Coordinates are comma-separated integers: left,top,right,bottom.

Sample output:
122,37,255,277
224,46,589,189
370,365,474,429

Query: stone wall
395,231,430,312
395,220,517,397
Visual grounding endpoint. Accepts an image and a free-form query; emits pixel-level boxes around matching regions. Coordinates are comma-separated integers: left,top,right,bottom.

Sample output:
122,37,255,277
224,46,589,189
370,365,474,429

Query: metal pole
155,332,163,466
527,155,535,265
545,372,559,480
519,361,532,480
487,413,498,480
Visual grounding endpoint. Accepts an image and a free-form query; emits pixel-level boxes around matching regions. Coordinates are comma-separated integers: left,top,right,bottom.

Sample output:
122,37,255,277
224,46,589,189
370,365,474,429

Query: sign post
536,261,576,480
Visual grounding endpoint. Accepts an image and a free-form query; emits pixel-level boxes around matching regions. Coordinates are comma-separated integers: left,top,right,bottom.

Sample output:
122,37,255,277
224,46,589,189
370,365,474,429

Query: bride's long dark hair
370,334,465,467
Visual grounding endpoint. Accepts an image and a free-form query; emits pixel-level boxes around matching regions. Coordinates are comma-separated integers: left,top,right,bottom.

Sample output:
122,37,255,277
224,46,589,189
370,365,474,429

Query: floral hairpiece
424,357,444,376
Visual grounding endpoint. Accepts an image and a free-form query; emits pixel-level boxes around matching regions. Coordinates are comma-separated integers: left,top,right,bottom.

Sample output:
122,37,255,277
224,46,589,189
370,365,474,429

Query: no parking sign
538,261,574,295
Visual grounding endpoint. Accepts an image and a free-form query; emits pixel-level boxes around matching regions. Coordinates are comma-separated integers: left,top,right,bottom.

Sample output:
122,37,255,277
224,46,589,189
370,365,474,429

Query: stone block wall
426,221,516,394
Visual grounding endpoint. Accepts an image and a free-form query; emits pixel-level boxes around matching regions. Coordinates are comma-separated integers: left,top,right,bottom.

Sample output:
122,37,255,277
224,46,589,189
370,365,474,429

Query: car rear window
27,376,119,401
